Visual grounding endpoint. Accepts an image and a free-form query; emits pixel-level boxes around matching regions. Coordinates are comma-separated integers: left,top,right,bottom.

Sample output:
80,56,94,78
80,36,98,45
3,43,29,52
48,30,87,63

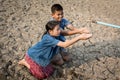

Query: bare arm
66,24,90,34
57,33,92,48
66,24,78,31
60,30,79,36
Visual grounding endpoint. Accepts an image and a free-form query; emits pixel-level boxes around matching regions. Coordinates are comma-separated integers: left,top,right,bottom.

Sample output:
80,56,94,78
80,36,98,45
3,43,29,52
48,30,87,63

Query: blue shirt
27,33,60,66
59,18,71,30
50,18,71,41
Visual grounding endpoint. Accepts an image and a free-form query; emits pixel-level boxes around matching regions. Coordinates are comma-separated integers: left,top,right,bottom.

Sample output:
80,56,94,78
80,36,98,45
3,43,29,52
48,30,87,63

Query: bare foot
18,59,25,65
18,59,30,69
63,55,72,62
61,52,72,62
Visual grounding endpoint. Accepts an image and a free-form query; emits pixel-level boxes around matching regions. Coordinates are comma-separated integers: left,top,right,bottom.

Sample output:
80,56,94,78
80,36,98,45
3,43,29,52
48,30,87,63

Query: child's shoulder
50,17,67,20
42,33,54,40
61,18,69,22
62,18,67,20
42,33,50,38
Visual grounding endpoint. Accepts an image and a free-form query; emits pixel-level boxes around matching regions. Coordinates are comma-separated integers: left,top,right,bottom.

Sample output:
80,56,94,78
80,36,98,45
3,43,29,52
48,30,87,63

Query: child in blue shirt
18,20,92,79
50,4,90,62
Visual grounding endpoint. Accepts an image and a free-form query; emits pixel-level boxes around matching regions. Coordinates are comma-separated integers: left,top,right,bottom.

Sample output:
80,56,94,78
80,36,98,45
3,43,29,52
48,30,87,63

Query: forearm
60,30,79,36
57,36,81,48
57,33,92,48
64,36,80,47
67,25,90,34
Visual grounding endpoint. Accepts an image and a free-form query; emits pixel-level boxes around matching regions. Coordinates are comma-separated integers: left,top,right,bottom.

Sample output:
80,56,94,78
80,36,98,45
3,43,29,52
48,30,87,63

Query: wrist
77,29,82,34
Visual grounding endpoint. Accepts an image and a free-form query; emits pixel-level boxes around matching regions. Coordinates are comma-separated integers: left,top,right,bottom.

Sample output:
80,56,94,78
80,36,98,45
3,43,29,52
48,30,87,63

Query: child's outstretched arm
66,24,90,34
60,29,80,36
60,27,90,36
57,33,92,48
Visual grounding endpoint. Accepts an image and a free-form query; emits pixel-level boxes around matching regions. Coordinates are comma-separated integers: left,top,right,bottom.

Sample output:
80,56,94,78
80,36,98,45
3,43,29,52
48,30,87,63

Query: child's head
51,4,63,21
45,20,60,37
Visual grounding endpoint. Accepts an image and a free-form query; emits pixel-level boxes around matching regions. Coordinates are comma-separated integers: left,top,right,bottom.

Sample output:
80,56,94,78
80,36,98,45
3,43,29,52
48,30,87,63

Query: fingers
79,33,92,40
87,33,92,37
80,27,91,34
86,33,92,39
83,33,92,39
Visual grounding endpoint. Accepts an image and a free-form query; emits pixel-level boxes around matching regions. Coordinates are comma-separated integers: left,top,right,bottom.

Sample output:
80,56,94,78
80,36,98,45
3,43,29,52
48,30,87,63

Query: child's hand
78,27,90,34
79,33,92,40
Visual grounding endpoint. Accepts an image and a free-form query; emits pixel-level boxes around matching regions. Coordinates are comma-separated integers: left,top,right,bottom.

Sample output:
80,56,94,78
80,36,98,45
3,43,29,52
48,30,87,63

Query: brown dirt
0,0,120,80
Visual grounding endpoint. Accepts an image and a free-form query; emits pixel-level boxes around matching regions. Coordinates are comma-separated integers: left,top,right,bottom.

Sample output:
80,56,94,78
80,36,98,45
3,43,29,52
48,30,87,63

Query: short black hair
42,20,60,38
51,4,63,13
45,20,60,31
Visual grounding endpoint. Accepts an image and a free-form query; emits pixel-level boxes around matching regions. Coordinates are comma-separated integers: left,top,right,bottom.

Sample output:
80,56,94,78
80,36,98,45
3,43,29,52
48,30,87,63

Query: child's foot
63,55,72,62
51,53,64,65
61,52,72,62
18,59,25,65
52,59,64,66
18,59,30,69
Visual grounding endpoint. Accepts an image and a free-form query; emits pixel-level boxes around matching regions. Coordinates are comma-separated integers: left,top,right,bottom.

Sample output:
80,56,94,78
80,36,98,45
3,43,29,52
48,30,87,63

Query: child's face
52,10,63,21
49,25,61,37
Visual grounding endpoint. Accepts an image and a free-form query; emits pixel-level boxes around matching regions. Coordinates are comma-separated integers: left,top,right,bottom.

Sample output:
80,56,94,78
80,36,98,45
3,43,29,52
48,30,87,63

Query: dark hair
42,20,60,37
51,4,63,13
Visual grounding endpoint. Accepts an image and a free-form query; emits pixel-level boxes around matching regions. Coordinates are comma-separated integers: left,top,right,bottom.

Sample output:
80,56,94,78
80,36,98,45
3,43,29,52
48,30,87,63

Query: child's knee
51,53,64,65
52,57,64,65
56,58,64,65
61,52,71,61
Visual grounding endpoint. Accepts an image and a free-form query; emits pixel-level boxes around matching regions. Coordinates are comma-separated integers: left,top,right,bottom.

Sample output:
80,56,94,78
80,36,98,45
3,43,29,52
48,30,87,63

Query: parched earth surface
0,0,120,80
